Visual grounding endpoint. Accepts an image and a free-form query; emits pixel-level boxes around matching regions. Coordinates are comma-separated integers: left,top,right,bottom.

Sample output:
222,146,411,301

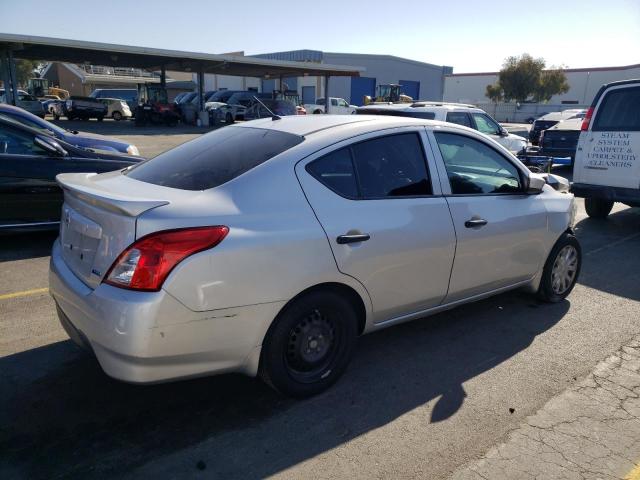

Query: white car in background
50,115,579,398
357,102,529,154
97,98,132,121
305,97,357,115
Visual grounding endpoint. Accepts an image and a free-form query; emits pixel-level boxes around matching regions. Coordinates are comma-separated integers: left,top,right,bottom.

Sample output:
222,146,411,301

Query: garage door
302,86,316,104
400,80,420,101
350,77,376,106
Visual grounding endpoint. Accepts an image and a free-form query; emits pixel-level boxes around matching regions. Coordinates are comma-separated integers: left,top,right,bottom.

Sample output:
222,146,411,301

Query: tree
14,59,40,87
485,54,569,103
485,83,503,103
533,68,570,102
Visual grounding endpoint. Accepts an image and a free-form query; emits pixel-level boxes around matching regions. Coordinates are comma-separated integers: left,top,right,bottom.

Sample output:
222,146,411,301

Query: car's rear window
126,127,304,190
593,86,640,131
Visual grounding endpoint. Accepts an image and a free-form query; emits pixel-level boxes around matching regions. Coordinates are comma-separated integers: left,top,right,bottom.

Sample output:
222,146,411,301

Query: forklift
27,77,69,100
363,84,413,105
134,83,180,126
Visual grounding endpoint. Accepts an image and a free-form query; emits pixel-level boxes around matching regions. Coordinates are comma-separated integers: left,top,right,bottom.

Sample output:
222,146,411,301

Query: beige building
444,63,640,105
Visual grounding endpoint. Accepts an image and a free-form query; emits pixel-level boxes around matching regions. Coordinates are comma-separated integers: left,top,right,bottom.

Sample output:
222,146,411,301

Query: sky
1,0,639,73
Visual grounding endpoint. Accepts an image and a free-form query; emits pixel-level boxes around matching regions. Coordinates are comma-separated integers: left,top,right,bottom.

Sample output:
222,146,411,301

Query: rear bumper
49,240,284,383
570,183,640,207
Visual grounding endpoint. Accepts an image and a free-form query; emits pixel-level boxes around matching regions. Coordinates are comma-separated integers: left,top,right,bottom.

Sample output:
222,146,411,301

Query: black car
539,117,582,165
0,116,142,231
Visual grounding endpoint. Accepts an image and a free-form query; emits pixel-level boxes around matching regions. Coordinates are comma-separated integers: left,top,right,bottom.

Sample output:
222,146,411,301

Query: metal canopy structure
0,33,363,115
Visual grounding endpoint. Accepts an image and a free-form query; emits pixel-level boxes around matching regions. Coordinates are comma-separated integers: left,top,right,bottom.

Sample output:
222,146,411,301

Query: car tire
54,114,60,120
113,111,122,121
584,198,614,219
537,233,581,303
313,109,322,114
97,116,104,122
260,290,358,398
225,112,234,124
67,113,74,120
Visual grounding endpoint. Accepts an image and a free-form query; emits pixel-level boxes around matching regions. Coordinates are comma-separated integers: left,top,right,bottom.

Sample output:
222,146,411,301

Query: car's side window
0,126,48,156
446,112,472,128
306,147,358,198
434,132,522,195
351,133,431,198
471,113,501,135
306,133,432,199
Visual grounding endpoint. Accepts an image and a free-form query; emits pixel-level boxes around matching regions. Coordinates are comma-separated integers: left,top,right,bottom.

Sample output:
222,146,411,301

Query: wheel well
281,282,367,335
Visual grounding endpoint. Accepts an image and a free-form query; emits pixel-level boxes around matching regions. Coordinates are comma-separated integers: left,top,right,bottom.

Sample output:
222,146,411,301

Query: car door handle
464,218,488,228
336,233,370,244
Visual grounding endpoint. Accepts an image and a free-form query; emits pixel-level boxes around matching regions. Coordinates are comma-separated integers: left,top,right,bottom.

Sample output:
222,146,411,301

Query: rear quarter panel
143,154,372,319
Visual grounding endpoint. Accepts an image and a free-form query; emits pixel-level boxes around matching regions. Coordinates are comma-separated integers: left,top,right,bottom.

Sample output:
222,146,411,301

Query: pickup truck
54,96,108,121
304,97,356,115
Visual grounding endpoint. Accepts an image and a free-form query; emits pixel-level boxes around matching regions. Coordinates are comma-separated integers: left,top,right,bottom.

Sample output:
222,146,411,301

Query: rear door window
446,112,472,128
126,127,303,190
306,148,358,198
307,133,431,199
593,86,640,131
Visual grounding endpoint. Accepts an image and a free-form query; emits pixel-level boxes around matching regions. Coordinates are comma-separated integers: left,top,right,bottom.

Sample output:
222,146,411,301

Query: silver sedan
49,115,581,397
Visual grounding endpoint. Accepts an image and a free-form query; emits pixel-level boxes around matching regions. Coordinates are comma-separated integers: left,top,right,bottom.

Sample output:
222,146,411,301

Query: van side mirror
526,174,546,194
499,128,509,137
35,135,67,157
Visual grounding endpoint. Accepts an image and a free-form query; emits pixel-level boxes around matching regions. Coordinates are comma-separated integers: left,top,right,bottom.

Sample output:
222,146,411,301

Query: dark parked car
0,116,141,231
243,99,297,120
0,104,140,155
539,117,582,165
52,96,108,121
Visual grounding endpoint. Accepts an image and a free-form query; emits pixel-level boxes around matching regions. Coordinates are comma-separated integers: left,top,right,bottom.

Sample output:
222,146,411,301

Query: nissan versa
49,115,581,397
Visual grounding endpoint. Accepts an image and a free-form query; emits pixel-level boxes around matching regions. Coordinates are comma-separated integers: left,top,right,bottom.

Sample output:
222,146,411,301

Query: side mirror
35,136,67,157
499,128,509,137
526,174,546,194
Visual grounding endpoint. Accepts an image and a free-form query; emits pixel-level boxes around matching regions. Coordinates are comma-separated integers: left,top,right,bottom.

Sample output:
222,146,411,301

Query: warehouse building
202,50,453,105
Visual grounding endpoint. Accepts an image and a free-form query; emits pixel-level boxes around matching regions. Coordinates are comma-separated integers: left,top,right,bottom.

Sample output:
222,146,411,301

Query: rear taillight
581,107,594,131
104,226,229,291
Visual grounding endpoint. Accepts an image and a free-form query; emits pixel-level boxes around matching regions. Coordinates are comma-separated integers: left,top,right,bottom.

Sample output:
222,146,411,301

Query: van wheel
260,290,358,398
585,198,614,219
112,111,122,121
537,233,581,303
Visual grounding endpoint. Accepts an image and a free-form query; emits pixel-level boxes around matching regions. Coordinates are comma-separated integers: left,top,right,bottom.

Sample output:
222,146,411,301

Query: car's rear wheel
585,198,614,219
260,290,358,398
113,111,122,121
537,233,581,303
96,116,104,122
225,112,234,124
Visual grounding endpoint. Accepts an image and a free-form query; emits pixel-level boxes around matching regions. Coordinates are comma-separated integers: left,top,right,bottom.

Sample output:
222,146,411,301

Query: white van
572,79,640,218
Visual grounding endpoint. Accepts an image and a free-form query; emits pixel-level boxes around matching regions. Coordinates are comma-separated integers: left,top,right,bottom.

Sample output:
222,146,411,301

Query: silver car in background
49,115,581,397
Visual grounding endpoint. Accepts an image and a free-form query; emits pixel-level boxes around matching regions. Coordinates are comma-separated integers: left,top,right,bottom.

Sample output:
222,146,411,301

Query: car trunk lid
57,171,172,289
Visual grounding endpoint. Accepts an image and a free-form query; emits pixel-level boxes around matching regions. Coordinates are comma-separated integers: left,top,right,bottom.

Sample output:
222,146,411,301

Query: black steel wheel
112,111,123,121
260,290,358,397
537,232,581,303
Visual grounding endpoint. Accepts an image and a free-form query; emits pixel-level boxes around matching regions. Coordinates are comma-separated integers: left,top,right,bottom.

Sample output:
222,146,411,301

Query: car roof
234,114,448,137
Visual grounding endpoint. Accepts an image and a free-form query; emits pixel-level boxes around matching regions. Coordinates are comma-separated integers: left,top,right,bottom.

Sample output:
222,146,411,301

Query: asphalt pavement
1,127,639,479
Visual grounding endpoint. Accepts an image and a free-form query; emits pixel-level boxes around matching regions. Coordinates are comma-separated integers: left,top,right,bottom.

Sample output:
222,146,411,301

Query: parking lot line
626,465,640,480
0,287,49,301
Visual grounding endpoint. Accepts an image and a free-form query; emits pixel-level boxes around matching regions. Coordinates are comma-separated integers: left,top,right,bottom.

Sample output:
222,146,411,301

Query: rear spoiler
56,172,169,217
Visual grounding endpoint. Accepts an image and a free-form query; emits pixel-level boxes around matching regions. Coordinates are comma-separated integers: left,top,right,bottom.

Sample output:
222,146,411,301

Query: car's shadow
0,291,568,479
573,206,640,301
0,231,57,262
